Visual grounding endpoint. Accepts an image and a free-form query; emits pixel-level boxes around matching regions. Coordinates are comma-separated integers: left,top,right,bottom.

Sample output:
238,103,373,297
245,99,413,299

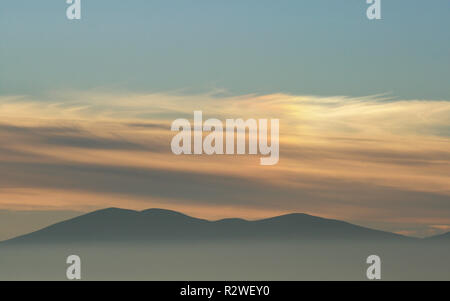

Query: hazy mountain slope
1,208,414,244
426,231,450,242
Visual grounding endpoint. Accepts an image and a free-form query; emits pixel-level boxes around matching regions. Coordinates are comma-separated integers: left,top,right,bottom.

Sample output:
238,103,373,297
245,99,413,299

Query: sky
0,0,449,239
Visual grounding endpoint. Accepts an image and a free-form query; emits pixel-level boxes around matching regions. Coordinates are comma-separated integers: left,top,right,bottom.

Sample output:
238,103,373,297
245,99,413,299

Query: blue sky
0,1,449,239
1,0,449,99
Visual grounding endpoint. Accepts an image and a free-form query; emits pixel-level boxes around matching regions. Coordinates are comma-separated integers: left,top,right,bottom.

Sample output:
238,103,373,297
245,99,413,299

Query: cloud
0,91,449,237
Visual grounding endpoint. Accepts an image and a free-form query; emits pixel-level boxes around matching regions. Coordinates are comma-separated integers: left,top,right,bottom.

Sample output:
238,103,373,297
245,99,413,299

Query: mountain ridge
426,231,450,241
0,207,423,244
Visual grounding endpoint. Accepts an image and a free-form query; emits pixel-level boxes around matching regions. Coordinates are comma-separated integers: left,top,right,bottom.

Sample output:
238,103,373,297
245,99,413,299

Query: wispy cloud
0,92,449,237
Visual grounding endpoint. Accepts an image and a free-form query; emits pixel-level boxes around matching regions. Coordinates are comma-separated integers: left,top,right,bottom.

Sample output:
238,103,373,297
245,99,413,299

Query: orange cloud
0,91,449,237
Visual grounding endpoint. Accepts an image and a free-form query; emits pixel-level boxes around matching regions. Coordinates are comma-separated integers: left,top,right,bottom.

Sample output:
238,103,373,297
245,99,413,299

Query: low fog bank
1,241,449,280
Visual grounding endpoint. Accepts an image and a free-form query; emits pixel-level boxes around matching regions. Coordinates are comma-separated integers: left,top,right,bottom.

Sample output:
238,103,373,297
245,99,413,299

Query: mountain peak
140,208,191,216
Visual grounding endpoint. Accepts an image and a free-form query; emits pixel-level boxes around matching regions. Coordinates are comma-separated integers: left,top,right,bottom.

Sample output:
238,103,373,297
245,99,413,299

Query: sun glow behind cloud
0,91,449,237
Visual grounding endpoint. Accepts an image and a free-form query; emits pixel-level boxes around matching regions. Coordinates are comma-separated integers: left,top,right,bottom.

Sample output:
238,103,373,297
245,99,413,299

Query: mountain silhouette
1,207,415,244
426,231,450,242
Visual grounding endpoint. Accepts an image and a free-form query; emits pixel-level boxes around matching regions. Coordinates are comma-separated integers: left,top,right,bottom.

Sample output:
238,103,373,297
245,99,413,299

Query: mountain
1,208,414,244
426,231,450,242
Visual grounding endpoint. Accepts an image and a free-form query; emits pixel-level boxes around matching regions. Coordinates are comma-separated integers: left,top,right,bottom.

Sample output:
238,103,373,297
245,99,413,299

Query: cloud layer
0,92,449,237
